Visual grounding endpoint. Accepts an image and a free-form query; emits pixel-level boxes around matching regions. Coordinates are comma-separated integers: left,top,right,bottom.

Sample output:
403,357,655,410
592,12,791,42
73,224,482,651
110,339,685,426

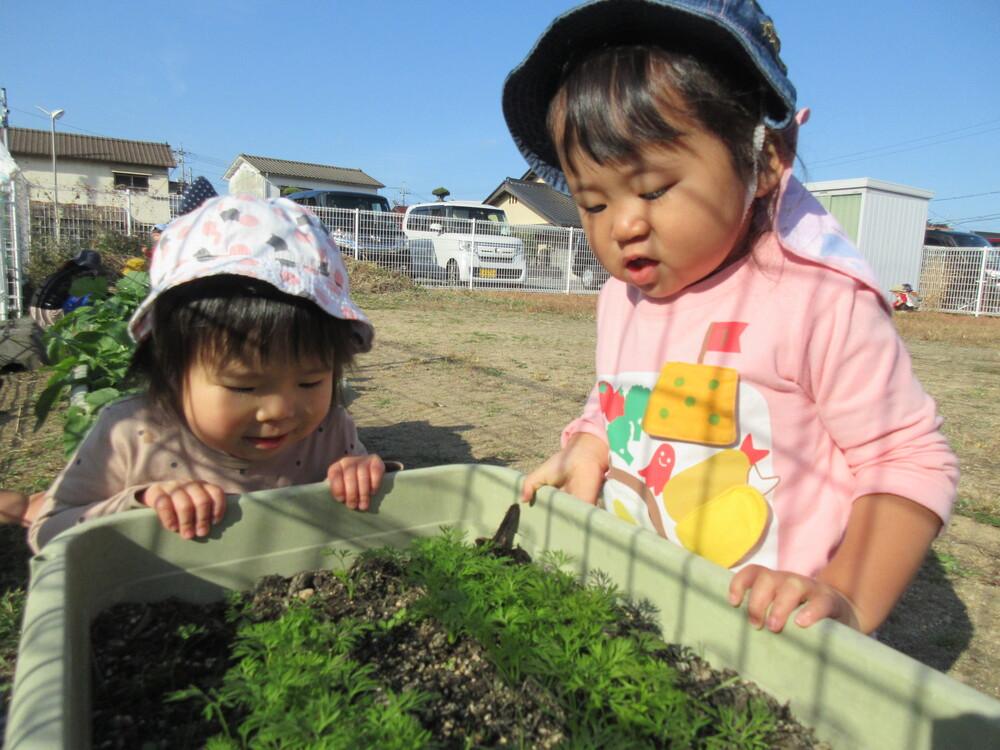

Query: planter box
7,464,1000,749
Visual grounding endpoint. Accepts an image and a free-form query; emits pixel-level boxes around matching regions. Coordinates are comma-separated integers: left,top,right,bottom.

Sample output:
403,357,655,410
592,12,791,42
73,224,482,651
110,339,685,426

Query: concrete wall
17,155,172,224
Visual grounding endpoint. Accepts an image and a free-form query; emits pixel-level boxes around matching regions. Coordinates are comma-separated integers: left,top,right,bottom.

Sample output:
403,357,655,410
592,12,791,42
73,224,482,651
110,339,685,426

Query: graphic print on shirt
600,321,780,570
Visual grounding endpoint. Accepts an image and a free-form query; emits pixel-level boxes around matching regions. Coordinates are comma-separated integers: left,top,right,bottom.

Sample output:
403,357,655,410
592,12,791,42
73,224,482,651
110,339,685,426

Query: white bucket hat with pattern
128,194,374,352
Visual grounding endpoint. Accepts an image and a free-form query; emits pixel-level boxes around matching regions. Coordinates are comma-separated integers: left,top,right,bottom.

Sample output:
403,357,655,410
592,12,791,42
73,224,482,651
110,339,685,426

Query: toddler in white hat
30,194,386,551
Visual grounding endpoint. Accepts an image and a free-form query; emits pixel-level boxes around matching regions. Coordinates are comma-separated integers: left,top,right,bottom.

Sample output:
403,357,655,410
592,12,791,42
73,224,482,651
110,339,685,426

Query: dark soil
90,530,829,749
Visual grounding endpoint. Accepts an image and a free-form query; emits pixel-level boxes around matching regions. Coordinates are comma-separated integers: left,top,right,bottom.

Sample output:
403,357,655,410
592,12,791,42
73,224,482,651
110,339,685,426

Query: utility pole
1,88,9,151
174,146,190,189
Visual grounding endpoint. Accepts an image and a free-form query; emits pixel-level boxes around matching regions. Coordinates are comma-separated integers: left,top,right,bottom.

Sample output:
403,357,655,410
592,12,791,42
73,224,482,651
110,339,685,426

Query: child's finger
520,474,545,503
152,495,179,533
206,484,227,525
794,588,859,630
339,467,361,510
763,582,811,633
728,564,763,606
744,572,783,630
168,493,198,539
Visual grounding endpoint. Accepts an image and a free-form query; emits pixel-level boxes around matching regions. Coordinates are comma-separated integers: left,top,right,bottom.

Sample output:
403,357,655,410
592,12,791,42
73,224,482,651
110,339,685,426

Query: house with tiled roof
223,154,385,199
7,127,176,226
484,170,581,228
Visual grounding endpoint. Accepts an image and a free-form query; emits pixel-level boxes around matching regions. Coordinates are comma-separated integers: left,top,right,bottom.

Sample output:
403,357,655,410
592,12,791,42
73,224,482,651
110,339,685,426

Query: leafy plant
34,271,150,456
176,528,782,748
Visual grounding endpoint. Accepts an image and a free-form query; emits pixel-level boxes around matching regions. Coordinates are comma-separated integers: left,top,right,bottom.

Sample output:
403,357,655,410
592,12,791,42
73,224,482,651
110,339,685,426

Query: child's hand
520,432,608,504
328,454,385,511
728,564,861,633
141,480,227,540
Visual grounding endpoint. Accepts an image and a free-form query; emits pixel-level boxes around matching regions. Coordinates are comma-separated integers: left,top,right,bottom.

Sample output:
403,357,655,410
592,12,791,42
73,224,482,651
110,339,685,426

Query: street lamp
36,106,65,241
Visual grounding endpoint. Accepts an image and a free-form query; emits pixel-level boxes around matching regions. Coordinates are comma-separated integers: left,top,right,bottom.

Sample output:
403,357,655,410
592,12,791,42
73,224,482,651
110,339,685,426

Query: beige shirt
29,394,366,552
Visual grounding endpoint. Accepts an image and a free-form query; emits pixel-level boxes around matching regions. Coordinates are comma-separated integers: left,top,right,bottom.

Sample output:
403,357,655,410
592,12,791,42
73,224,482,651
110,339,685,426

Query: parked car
570,242,610,290
286,190,407,268
401,202,526,286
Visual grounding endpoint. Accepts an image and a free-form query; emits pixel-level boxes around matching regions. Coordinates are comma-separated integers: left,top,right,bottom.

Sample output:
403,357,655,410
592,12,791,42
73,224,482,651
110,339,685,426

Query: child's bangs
550,46,689,172
193,295,340,372
549,45,765,183
131,276,358,421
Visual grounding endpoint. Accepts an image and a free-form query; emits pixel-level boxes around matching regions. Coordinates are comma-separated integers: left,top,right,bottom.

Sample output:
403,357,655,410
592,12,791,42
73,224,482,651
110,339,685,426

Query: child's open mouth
247,434,289,451
625,257,658,285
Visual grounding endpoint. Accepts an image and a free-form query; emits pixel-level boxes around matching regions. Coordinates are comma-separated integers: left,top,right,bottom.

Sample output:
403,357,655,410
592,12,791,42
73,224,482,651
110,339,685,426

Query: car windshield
329,196,390,212
448,207,512,236
947,233,991,247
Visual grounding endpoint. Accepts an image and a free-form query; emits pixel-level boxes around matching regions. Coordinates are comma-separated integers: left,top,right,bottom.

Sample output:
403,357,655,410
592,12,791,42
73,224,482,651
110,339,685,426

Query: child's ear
754,137,787,198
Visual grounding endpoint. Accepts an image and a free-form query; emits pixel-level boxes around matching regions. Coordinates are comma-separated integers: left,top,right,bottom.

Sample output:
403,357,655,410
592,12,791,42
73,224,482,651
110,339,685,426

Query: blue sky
4,0,998,231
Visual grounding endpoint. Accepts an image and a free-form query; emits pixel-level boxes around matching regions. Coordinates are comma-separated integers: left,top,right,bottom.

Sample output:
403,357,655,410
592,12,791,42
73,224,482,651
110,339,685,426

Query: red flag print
703,322,748,354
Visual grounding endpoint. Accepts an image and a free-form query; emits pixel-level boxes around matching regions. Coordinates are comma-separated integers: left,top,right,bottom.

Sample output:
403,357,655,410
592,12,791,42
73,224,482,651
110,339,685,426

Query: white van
402,202,526,286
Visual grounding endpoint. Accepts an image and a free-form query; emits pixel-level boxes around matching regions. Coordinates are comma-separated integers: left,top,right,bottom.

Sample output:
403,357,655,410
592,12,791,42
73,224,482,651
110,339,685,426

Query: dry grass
892,311,1000,348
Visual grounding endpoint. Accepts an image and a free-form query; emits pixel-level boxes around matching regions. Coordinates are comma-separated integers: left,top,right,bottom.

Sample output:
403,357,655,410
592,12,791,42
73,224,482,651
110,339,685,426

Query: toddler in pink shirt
504,0,958,635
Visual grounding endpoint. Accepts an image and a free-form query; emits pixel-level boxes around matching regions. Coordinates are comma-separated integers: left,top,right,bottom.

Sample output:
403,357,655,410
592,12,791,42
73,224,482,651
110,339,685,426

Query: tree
432,187,451,202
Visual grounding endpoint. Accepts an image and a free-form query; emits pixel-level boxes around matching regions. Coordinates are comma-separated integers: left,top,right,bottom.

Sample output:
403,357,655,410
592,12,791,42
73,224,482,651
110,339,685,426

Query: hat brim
502,0,796,194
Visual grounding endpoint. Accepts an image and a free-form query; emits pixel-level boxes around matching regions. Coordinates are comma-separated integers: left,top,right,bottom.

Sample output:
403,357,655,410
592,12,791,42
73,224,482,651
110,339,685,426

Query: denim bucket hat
502,0,796,194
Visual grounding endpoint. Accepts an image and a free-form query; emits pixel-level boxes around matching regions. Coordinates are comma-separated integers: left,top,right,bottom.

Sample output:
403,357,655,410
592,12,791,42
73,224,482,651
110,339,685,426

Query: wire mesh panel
299,205,406,275
0,169,29,320
918,245,1000,316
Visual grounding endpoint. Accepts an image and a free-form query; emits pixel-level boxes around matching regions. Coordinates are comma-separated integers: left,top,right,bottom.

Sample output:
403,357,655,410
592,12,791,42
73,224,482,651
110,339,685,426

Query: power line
931,189,1000,203
808,117,1000,169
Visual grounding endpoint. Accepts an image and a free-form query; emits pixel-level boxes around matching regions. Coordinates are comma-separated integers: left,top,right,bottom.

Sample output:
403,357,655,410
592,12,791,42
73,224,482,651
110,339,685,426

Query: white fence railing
11,202,1000,317
306,206,607,294
917,245,1000,316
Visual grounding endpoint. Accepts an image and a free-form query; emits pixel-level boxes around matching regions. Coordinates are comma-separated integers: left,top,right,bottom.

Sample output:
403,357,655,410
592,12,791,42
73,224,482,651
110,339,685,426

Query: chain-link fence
917,245,1000,316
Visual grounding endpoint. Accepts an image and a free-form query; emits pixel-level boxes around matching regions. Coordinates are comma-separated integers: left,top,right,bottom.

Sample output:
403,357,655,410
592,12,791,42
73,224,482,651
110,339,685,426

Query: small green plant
34,271,150,456
175,528,782,748
323,548,359,597
936,552,982,579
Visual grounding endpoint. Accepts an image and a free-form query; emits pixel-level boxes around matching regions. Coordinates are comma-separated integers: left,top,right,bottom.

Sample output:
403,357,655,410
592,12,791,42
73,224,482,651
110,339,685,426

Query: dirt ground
1,286,999,708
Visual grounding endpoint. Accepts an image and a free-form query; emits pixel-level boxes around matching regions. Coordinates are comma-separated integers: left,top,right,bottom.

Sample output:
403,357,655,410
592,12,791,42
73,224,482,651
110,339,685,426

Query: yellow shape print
661,449,750,522
643,362,739,445
612,499,639,526
675,485,768,568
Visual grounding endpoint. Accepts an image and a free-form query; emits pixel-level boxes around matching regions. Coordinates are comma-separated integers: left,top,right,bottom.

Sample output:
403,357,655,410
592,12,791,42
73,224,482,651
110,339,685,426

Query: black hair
548,45,794,239
128,275,357,421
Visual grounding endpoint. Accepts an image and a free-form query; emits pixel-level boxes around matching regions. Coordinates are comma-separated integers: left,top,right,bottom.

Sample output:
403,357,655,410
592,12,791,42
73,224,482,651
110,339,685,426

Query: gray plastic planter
7,464,1000,749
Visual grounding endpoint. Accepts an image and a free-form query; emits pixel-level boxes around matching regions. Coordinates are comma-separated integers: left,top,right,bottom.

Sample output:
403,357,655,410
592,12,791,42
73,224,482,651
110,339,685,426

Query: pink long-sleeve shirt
563,224,957,577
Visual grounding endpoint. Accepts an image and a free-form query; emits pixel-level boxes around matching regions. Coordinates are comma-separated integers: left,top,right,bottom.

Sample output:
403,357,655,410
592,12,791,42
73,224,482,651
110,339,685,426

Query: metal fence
917,245,1000,316
1,170,29,320
10,200,1000,317
27,184,180,247
306,205,607,294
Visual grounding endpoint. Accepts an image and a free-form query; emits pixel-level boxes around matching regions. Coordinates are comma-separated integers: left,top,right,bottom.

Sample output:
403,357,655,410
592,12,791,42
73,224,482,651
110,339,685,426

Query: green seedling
168,527,788,748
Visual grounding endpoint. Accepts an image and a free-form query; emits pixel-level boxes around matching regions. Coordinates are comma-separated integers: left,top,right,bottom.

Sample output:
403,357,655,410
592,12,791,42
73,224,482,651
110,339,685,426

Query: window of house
113,172,150,192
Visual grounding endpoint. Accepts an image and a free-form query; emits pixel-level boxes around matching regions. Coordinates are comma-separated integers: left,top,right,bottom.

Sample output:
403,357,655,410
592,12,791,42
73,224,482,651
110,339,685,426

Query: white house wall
228,164,268,197
17,155,172,224
226,162,379,199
